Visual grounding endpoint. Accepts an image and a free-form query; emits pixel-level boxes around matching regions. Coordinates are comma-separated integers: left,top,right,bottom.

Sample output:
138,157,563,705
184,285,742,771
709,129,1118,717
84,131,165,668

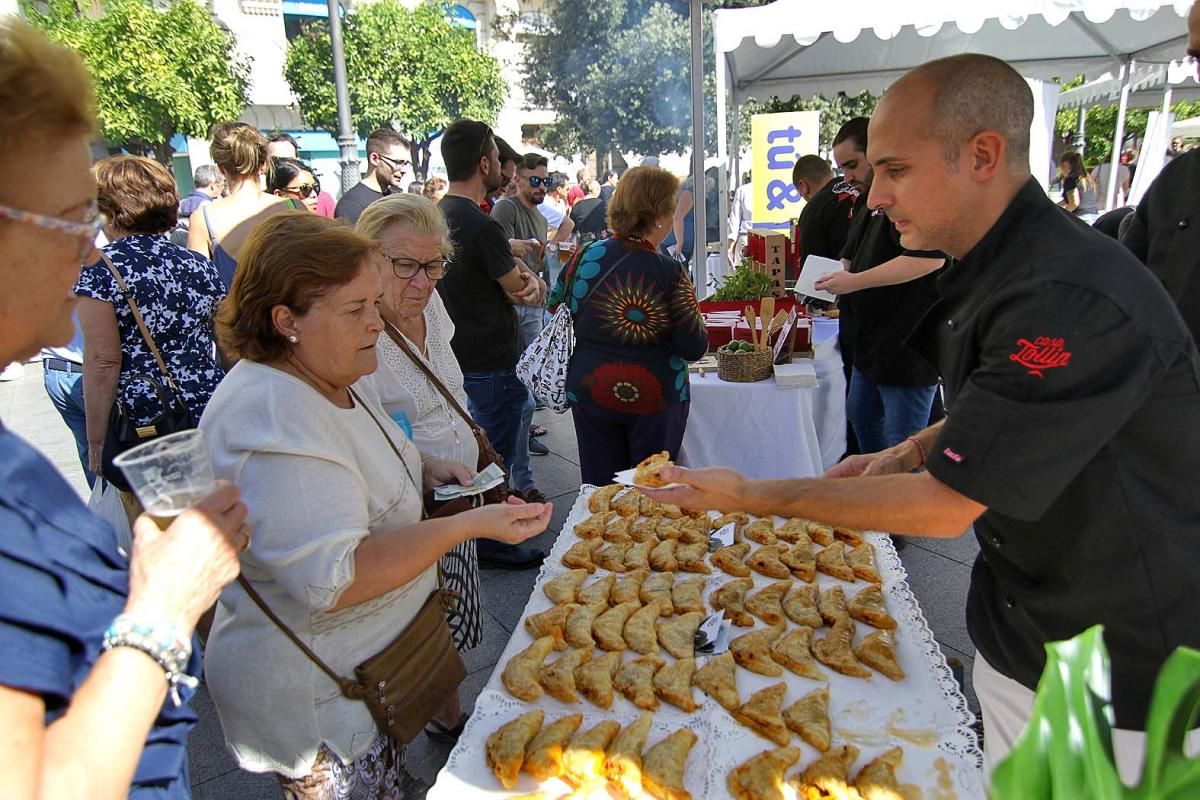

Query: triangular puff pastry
675,542,711,574
649,538,679,572
641,729,697,800
653,656,698,712
818,585,850,626
731,628,785,677
711,542,752,577
747,545,792,579
789,744,860,800
588,484,623,513
692,650,739,711
486,708,544,789
578,573,615,612
783,686,831,752
565,603,601,649
833,526,864,547
815,541,856,583
604,516,635,544
594,601,640,651
733,683,791,746
524,602,578,650
805,520,836,546
614,654,666,709
562,719,621,788
538,647,591,703
604,712,654,799
813,617,872,679
523,712,583,779
576,510,617,538
711,577,755,627
848,584,897,630
742,518,778,546
613,569,650,606
613,489,641,517
713,511,750,530
745,580,792,626
575,650,621,709
631,517,661,543
855,629,905,681
544,569,588,604
780,533,816,582
671,576,706,615
776,518,809,544
727,746,802,800
625,600,665,655
846,542,881,584
502,636,555,700
561,537,601,572
640,571,676,614
855,746,916,800
625,540,654,571
770,626,827,682
657,611,704,659
783,585,824,628
593,541,631,573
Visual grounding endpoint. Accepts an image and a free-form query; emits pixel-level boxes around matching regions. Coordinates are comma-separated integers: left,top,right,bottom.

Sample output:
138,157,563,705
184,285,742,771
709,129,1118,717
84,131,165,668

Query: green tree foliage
284,0,505,179
25,0,250,163
1054,75,1200,165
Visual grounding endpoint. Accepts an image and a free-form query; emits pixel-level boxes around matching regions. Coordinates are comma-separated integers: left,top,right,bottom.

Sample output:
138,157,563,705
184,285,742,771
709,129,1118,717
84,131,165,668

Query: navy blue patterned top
0,424,200,795
76,234,226,426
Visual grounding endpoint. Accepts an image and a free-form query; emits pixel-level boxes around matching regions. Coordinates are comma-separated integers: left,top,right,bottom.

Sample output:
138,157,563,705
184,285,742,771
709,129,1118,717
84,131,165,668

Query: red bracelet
905,436,927,468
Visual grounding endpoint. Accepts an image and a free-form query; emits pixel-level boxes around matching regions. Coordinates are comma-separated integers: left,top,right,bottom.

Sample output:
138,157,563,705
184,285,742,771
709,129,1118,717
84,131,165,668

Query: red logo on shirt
942,448,964,463
1009,337,1071,378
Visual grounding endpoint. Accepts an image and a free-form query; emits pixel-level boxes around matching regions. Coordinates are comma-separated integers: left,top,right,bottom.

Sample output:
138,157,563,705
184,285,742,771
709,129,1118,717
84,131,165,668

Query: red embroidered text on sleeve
1009,337,1072,378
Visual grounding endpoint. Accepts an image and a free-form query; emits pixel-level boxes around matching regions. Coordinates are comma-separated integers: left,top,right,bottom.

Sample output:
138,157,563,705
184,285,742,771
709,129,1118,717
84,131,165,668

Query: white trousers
973,654,1200,786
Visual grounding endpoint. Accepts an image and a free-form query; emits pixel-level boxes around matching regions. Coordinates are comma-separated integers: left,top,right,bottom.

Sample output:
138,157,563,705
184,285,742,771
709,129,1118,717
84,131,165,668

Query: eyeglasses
285,182,320,199
525,176,549,188
478,125,495,159
383,254,450,280
0,201,104,261
377,154,411,173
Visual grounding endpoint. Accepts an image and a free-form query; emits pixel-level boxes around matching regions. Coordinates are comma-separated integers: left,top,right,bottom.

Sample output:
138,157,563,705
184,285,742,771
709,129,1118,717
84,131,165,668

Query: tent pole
1076,105,1087,158
1106,57,1133,211
689,0,706,291
716,43,730,278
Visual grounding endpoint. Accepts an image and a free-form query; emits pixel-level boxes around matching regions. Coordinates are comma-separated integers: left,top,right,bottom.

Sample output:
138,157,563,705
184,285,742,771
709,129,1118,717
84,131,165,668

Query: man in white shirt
1091,159,1131,208
727,173,753,263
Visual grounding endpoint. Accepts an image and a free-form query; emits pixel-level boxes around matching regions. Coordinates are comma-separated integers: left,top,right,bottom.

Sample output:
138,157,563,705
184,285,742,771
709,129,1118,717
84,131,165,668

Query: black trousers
571,401,690,486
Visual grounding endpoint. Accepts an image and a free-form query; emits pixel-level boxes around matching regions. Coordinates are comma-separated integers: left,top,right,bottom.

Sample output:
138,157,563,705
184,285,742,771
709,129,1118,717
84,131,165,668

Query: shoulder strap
578,248,636,308
381,322,482,438
200,203,217,250
99,252,182,398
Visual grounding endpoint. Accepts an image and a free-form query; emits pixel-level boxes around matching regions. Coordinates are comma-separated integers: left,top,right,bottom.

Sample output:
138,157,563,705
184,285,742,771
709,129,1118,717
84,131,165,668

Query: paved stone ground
1,361,981,799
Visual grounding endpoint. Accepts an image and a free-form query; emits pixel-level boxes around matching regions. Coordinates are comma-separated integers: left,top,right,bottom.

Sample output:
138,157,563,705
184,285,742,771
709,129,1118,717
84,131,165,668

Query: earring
288,335,298,343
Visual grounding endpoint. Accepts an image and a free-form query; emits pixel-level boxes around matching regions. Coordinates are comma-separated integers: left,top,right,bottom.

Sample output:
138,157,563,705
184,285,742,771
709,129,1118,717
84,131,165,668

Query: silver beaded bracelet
102,614,199,706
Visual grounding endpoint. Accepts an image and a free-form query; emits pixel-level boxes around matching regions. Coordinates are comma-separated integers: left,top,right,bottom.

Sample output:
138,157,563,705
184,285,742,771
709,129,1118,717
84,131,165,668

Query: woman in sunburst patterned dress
546,166,708,485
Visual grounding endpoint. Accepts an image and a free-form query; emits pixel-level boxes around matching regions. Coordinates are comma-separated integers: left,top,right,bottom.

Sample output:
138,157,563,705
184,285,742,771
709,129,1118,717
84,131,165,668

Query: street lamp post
327,0,358,193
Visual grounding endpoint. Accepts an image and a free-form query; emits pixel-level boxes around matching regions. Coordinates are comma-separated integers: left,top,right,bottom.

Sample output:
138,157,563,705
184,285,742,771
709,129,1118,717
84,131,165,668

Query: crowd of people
3,3,1200,799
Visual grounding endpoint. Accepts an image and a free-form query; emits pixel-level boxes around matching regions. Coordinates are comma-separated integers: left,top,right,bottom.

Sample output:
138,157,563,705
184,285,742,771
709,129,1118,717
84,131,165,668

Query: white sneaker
0,362,26,382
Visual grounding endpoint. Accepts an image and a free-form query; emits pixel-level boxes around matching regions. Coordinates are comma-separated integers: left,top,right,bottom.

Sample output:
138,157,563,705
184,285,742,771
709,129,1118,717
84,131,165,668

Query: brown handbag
235,387,466,744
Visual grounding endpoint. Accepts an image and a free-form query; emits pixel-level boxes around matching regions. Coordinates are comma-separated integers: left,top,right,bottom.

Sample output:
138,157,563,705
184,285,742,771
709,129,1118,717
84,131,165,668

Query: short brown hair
792,155,832,187
606,166,679,239
210,122,268,180
217,214,376,362
94,156,179,235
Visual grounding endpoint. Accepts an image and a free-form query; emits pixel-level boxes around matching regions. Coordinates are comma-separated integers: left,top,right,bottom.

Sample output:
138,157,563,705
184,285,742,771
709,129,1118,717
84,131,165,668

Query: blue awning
446,4,476,30
283,0,335,18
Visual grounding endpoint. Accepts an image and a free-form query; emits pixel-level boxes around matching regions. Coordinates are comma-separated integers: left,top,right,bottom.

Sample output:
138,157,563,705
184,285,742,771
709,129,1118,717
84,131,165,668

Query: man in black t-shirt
333,128,410,225
437,120,547,569
568,179,608,239
792,155,856,268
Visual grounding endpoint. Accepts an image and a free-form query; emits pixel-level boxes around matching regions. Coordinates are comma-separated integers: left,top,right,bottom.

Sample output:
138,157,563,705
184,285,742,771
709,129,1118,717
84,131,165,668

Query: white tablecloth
679,317,845,479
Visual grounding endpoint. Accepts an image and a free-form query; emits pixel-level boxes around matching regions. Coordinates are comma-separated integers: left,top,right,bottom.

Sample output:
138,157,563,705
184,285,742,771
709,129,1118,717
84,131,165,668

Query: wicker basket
716,348,774,382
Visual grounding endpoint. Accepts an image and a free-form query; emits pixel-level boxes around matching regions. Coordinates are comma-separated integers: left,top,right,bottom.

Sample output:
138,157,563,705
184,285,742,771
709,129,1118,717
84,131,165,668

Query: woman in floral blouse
547,166,708,485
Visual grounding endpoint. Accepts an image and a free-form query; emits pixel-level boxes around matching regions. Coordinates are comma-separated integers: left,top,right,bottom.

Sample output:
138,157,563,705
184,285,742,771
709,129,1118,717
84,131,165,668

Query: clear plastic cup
113,430,215,529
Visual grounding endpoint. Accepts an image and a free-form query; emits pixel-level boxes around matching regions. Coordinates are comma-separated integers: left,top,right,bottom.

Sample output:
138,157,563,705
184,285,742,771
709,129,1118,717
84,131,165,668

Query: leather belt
43,357,83,374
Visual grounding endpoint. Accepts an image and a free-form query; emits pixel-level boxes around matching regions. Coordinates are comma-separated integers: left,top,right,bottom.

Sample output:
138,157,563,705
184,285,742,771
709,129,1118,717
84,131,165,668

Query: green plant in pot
710,260,776,302
990,625,1200,799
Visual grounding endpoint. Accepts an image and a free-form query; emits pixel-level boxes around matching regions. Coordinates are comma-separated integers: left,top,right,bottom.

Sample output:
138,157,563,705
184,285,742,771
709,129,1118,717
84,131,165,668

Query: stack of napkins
773,361,818,389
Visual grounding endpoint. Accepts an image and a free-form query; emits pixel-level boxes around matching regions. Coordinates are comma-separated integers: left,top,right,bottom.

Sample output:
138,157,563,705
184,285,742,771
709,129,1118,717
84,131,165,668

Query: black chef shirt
839,196,944,386
796,178,856,266
908,178,1200,729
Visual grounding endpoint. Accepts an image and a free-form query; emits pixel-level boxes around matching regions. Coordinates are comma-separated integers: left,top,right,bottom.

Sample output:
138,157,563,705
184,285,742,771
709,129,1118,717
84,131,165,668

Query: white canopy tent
691,0,1195,272
1172,115,1200,135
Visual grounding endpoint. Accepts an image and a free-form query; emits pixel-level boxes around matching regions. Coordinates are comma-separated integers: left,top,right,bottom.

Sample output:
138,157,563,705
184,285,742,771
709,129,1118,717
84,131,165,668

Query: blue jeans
462,369,533,492
43,362,95,486
846,368,937,455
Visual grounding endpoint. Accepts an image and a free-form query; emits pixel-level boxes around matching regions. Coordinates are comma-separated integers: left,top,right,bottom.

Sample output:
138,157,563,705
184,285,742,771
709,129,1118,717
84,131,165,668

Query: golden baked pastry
524,603,578,651
675,541,711,574
656,521,684,541
575,650,621,709
713,512,751,530
783,686,831,752
625,540,654,571
711,577,756,627
613,568,650,606
789,744,859,800
649,538,680,572
854,746,915,800
604,711,654,799
594,601,641,651
676,527,709,546
502,636,556,701
815,541,856,583
692,650,739,710
747,545,792,580
562,719,622,788
594,542,631,573
727,746,802,800
818,585,850,626
813,617,871,679
712,542,753,577
847,584,896,630
625,600,665,655
603,516,636,545
658,501,686,519
631,517,662,543
578,573,616,612
780,533,816,582
640,571,676,614
776,518,809,544
733,682,791,746
614,489,642,518
743,519,778,546
565,603,601,649
523,712,583,780
639,492,664,517
642,728,697,800
562,537,601,572
653,656,698,712
855,629,904,681
657,611,704,659
770,626,827,682
846,542,881,585
538,647,592,703
805,520,835,546
633,450,673,488
671,575,706,615
486,708,544,789
544,569,588,604
614,654,666,710
588,484,624,514
833,526,864,547
745,580,792,626
576,510,617,539
783,584,824,629
731,627,786,677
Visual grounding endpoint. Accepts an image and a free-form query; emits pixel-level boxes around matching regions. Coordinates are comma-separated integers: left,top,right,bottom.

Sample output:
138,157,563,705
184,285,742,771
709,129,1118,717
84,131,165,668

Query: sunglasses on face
285,182,320,199
0,201,104,262
525,176,549,188
383,254,450,280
